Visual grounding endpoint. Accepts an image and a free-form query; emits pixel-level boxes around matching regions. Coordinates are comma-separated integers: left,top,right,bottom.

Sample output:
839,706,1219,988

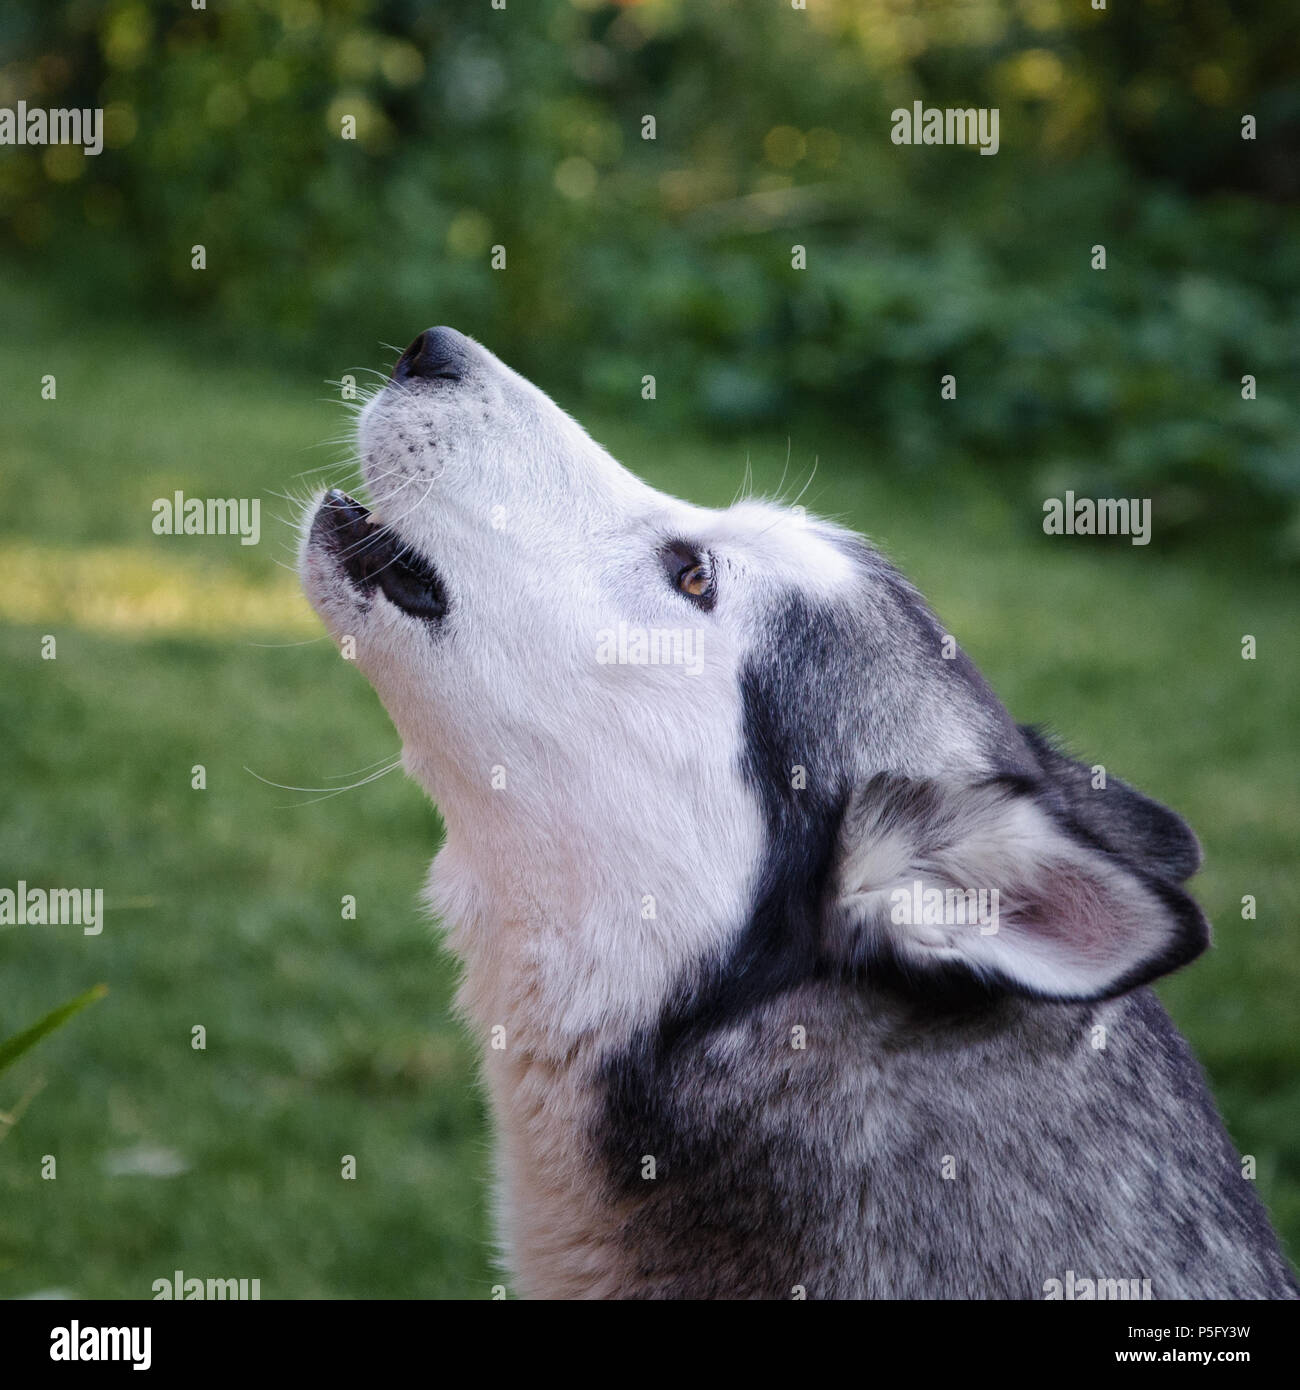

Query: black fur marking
617,595,850,1062
600,593,1008,1205
599,595,844,1213
1020,724,1203,883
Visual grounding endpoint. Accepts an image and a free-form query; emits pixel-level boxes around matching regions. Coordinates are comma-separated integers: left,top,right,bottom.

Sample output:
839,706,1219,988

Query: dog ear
828,773,1209,1001
1019,725,1202,884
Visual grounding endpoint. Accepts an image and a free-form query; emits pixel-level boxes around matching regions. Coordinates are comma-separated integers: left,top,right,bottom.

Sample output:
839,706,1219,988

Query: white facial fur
300,332,859,1052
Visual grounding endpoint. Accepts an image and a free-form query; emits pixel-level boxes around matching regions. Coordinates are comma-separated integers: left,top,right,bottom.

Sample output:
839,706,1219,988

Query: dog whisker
243,759,404,807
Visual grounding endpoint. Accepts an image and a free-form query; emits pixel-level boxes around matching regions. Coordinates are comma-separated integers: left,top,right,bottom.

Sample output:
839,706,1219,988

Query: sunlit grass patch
0,542,317,638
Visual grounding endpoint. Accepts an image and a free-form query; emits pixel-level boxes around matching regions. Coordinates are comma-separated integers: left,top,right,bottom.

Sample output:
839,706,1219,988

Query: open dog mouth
314,488,448,622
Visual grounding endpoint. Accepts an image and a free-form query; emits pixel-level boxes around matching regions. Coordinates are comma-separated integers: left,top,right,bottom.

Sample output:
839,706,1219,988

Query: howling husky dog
300,327,1296,1300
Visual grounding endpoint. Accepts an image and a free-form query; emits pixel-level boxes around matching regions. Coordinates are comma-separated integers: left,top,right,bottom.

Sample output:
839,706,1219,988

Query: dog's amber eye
662,540,717,609
678,563,712,599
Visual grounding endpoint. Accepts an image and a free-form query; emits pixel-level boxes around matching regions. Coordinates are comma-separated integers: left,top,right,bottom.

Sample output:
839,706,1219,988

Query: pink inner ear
1008,859,1148,964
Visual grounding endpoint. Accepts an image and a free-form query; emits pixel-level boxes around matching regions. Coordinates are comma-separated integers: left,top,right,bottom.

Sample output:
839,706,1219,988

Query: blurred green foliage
2,1,1297,543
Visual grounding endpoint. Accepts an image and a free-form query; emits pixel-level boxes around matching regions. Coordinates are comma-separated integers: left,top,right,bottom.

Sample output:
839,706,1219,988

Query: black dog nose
391,326,467,383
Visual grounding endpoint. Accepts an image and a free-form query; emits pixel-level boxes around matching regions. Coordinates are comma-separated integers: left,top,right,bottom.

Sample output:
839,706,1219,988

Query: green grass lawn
1,281,1297,1297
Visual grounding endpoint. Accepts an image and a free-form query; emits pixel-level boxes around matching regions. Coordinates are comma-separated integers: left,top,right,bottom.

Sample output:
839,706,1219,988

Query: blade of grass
0,984,108,1074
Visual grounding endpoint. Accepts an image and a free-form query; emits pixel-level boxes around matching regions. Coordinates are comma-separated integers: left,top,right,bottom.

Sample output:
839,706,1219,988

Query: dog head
300,328,1206,1037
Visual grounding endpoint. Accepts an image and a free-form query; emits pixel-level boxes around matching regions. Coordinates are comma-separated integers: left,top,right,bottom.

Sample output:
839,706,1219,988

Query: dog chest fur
470,973,1293,1299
